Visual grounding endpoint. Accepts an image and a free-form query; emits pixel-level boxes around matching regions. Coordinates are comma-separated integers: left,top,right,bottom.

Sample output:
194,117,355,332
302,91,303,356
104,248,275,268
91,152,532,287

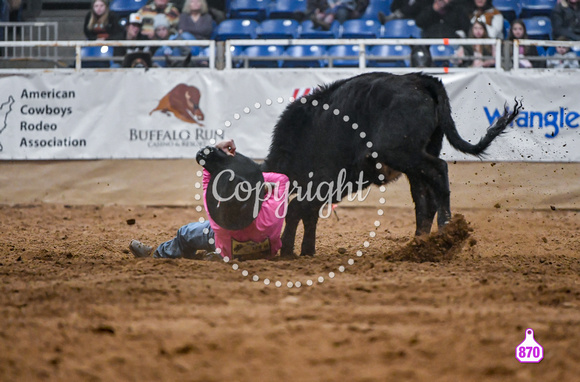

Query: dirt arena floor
0,161,579,381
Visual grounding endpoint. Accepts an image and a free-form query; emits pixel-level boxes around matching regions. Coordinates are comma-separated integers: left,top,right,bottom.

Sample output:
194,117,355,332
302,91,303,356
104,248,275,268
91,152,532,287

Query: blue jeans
156,220,216,258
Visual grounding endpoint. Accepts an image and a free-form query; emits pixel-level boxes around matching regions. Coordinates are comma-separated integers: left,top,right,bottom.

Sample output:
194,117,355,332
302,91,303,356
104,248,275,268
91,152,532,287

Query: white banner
0,69,578,161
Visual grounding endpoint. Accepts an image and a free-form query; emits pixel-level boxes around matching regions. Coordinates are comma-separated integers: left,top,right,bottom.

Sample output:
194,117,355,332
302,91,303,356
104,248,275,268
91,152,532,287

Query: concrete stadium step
33,9,87,41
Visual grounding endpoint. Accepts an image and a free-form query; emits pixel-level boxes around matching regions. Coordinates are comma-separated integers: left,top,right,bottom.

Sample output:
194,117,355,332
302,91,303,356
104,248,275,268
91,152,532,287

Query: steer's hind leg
300,205,320,256
280,198,301,257
407,175,438,236
422,157,451,229
401,155,451,232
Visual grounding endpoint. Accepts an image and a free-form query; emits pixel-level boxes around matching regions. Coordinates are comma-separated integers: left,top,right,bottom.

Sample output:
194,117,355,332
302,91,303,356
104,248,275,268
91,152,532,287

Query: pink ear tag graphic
515,328,544,363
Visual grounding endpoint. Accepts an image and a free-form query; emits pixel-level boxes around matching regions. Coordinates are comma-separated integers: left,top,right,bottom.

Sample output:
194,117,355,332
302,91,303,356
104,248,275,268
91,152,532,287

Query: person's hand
215,139,236,156
433,0,450,12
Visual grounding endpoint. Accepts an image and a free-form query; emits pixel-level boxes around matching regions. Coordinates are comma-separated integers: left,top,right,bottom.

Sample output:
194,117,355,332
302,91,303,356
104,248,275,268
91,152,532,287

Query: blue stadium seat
215,19,258,40
492,0,521,23
81,46,113,68
381,19,422,38
327,45,363,67
340,19,381,39
503,18,510,38
523,16,552,40
282,45,327,67
429,45,456,67
110,0,146,17
229,45,246,68
298,20,340,39
268,0,307,19
257,19,300,39
229,0,269,21
240,45,284,67
367,44,411,67
536,45,554,56
197,46,213,64
572,45,580,57
519,0,557,18
362,0,391,20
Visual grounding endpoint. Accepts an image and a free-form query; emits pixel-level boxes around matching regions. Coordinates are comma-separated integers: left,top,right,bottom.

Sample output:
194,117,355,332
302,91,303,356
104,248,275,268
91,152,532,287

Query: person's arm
83,12,95,40
168,6,181,34
414,0,442,30
196,14,215,40
528,46,546,68
488,12,504,39
550,6,580,41
390,0,404,13
444,1,471,37
567,52,580,68
177,13,187,34
355,0,369,15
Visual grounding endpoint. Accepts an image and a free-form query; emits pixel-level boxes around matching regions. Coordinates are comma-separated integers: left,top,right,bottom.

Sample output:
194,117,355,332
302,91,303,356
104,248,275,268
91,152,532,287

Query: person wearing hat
114,13,151,63
151,13,183,66
129,140,289,261
83,0,123,40
138,0,181,39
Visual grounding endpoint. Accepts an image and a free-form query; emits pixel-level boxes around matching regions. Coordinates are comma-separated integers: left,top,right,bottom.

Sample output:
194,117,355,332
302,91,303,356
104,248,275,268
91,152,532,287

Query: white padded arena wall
0,69,578,161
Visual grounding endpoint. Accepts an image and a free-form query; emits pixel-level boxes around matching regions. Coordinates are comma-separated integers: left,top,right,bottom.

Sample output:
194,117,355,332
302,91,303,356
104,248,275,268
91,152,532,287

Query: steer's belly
379,164,402,183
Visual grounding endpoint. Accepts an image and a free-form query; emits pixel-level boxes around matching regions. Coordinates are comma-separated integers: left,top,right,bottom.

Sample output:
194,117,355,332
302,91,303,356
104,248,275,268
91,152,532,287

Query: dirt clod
387,214,472,263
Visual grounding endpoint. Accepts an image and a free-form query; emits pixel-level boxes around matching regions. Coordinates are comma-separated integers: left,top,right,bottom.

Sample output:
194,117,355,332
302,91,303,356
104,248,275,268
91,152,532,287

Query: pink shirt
203,169,289,259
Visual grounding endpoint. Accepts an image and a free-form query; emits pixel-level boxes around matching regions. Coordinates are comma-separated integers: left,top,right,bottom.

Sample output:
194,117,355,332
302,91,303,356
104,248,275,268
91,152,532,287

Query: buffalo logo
150,84,204,126
0,96,15,152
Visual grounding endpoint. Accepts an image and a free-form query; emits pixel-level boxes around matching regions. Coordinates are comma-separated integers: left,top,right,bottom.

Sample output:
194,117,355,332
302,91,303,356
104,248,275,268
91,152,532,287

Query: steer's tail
425,77,522,157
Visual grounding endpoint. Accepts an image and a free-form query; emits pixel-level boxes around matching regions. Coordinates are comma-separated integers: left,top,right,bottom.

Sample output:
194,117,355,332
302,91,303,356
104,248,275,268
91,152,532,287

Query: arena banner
0,69,578,161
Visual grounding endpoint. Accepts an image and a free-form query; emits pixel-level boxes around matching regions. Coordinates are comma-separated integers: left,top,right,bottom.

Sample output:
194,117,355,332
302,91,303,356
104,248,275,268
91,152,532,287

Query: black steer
262,72,522,258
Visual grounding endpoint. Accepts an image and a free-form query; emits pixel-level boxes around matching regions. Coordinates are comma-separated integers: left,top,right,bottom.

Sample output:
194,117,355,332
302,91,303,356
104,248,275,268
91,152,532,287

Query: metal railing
513,39,580,70
1,37,580,71
0,39,217,69
225,38,503,71
0,22,58,60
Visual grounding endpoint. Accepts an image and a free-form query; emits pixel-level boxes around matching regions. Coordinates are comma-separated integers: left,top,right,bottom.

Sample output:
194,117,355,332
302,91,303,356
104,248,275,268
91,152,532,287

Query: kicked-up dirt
0,160,579,381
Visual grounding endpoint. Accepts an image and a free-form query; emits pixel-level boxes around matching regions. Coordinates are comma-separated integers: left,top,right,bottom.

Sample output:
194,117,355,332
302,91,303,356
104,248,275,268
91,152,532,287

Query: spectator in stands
151,13,179,60
177,0,215,40
0,0,9,24
456,20,496,67
551,0,580,41
415,0,472,38
378,0,430,24
138,0,181,39
308,0,369,30
4,0,22,22
469,0,504,38
83,0,124,40
508,19,546,68
114,13,152,65
547,36,580,68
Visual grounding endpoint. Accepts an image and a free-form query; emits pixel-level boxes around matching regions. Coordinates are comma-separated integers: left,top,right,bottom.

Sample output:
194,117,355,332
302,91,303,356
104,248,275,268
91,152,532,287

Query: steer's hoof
279,248,298,259
277,252,299,260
